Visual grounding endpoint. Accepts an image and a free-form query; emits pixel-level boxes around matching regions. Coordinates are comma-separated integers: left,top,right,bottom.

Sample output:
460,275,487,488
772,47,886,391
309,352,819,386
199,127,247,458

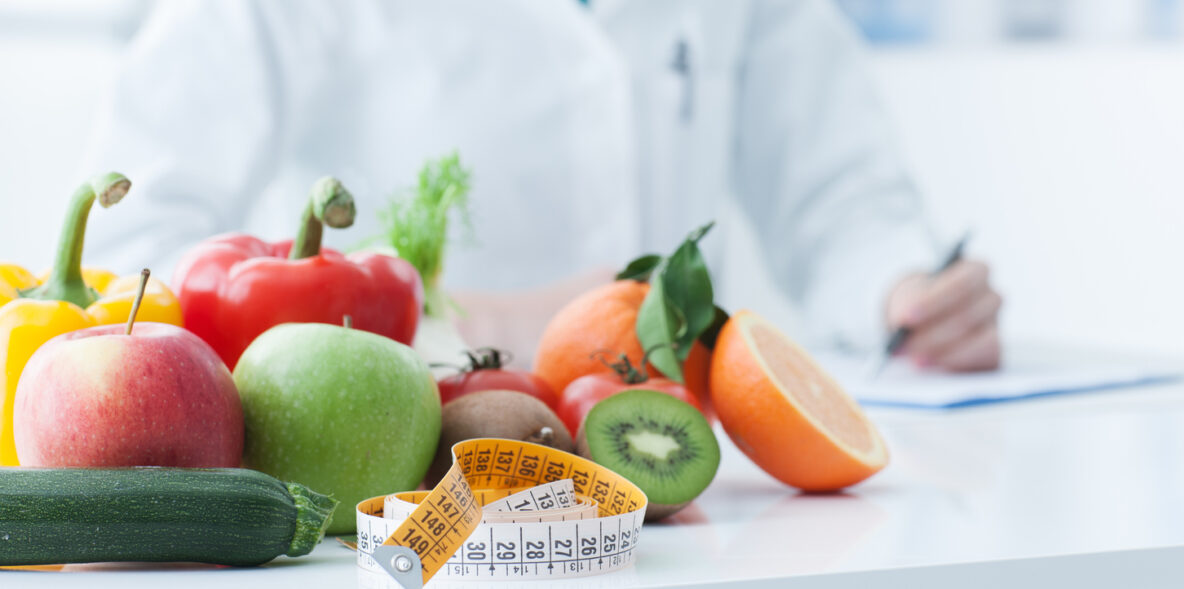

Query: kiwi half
577,389,720,521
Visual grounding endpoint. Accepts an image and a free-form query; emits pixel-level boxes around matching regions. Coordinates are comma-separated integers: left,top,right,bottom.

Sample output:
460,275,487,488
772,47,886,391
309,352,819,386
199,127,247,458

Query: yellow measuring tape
355,438,648,588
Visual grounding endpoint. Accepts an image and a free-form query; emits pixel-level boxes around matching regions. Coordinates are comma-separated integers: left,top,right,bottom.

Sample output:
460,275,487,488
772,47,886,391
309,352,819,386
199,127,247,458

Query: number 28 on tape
355,438,649,588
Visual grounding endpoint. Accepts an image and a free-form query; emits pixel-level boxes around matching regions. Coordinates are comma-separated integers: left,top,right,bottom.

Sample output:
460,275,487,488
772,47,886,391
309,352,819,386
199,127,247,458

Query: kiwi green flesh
580,390,720,509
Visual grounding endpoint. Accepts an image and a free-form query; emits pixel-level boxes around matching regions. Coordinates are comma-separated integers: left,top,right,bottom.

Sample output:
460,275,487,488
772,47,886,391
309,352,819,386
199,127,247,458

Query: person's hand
885,260,1002,372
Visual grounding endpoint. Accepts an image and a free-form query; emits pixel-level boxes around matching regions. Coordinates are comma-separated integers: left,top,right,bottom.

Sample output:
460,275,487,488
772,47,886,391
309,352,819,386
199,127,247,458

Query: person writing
79,0,1000,371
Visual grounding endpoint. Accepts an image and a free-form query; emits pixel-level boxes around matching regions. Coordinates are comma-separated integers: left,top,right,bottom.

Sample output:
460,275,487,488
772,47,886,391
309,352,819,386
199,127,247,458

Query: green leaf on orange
636,275,686,382
660,222,715,363
616,254,662,282
698,305,730,350
634,222,717,383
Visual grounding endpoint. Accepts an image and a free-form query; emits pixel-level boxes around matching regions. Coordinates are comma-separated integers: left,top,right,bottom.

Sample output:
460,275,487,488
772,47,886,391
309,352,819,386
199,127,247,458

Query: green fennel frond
363,152,472,317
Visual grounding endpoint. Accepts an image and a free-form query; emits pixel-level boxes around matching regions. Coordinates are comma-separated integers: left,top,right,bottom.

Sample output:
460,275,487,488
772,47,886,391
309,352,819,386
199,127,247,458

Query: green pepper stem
22,172,130,308
289,177,356,260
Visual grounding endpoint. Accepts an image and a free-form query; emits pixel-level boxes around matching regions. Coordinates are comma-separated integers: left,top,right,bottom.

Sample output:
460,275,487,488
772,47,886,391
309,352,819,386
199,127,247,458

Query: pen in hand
871,233,971,378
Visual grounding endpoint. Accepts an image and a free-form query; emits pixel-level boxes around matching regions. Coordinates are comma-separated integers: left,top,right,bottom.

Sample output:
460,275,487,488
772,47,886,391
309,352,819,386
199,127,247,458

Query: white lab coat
81,0,935,351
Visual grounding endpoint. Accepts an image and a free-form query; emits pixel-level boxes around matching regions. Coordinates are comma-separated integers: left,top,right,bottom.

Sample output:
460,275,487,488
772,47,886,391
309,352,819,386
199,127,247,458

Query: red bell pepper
172,177,423,369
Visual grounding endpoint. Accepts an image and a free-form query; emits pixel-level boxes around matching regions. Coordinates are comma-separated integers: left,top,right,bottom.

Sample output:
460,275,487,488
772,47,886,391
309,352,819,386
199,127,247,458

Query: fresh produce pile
0,158,889,574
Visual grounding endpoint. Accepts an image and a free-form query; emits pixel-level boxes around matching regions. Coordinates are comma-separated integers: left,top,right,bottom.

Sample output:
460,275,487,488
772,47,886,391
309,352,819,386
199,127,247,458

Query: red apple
13,322,243,467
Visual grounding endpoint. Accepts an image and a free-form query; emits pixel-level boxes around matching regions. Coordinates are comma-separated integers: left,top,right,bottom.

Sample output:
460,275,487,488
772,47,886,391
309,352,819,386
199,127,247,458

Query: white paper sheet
811,351,1182,409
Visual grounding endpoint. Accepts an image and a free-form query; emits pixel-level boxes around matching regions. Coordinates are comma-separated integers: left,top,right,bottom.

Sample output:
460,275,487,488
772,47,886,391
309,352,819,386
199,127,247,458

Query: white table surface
5,360,1184,588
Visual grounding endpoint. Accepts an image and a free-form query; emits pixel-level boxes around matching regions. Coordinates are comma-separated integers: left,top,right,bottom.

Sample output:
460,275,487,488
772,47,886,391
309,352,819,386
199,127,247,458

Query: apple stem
125,269,150,335
343,315,353,329
289,177,356,260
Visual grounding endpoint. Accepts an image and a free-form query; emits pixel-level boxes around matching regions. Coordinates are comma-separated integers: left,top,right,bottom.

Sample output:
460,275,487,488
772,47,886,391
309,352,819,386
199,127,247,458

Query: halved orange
710,310,888,491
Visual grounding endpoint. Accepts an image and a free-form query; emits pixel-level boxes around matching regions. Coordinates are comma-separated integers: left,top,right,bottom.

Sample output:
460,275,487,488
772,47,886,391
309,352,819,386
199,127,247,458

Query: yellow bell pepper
0,173,183,466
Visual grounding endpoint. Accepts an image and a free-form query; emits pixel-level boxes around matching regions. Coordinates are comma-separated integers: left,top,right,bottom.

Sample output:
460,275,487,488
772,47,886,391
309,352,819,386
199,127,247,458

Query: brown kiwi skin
427,390,574,486
575,424,688,522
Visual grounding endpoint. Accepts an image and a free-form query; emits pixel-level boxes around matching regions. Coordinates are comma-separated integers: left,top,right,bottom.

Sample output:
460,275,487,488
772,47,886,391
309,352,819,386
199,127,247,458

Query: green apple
233,322,440,534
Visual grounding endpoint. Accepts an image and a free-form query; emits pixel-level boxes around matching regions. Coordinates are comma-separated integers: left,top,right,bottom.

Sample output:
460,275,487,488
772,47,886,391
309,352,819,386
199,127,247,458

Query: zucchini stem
285,481,338,556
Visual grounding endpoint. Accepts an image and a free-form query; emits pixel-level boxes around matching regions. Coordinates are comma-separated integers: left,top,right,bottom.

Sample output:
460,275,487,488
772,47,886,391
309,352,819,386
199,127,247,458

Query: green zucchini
0,467,337,566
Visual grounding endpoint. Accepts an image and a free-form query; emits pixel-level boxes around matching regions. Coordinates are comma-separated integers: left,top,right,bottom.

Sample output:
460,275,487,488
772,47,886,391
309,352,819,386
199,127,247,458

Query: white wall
3,7,1184,358
0,0,141,267
869,45,1184,357
0,38,122,270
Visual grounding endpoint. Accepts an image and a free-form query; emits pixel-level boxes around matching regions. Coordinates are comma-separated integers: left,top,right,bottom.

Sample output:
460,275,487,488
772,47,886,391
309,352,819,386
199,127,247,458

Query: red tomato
557,373,702,437
438,370,559,408
437,348,559,409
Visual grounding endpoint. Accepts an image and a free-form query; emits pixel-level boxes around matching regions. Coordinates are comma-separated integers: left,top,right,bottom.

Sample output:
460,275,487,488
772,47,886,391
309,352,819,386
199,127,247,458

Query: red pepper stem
23,172,130,308
289,177,356,260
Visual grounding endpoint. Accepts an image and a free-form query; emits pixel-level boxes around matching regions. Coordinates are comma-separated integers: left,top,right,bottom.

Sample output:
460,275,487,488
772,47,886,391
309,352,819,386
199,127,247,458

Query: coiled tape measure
355,438,649,588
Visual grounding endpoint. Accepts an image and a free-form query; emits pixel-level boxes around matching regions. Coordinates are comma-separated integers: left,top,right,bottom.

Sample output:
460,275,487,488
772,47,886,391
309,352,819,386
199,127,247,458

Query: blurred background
2,0,1184,358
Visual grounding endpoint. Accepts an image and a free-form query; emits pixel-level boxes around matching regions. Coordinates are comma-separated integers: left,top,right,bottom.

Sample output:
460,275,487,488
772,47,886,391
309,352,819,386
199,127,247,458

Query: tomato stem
463,347,512,371
592,350,650,384
591,343,681,384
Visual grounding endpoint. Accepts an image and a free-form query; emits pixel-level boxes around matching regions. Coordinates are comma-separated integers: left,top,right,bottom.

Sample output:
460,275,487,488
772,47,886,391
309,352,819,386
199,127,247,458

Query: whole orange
534,280,711,409
710,310,888,491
